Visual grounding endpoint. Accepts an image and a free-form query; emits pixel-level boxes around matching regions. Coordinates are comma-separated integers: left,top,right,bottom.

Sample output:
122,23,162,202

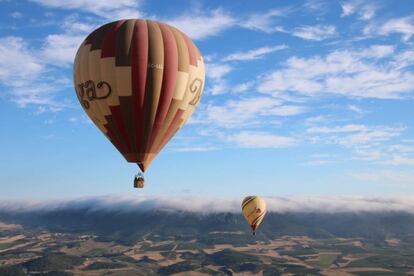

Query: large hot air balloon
73,19,205,187
241,196,267,235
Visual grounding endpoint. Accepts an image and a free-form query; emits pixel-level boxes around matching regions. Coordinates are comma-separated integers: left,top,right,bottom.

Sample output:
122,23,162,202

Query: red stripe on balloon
251,212,266,227
131,19,149,160
242,196,255,207
148,23,178,153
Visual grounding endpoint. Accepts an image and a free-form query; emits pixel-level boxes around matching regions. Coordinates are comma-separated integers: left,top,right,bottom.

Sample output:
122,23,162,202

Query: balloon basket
133,173,145,189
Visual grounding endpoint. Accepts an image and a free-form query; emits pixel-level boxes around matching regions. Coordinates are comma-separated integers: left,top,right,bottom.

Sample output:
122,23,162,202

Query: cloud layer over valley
2,195,414,214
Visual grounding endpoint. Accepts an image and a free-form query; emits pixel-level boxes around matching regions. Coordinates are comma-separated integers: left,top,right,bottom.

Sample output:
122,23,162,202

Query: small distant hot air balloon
73,19,205,188
241,196,267,235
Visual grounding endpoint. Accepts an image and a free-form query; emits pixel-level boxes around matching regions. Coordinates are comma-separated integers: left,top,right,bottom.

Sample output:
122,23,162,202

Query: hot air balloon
73,19,205,188
241,196,267,235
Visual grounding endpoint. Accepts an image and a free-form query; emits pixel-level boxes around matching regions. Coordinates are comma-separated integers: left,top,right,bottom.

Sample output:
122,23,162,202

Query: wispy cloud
378,16,414,42
228,131,295,148
223,45,287,62
392,50,414,70
292,25,337,41
307,124,368,134
335,127,403,147
305,120,413,166
351,170,414,186
205,62,233,95
340,1,377,20
303,0,330,15
0,37,43,86
205,44,287,95
348,105,365,115
241,9,288,33
31,0,143,20
232,81,254,93
168,9,236,40
341,2,356,17
41,34,84,65
0,14,99,110
0,36,74,111
308,123,404,146
172,146,219,152
200,97,304,128
258,45,414,99
301,153,337,166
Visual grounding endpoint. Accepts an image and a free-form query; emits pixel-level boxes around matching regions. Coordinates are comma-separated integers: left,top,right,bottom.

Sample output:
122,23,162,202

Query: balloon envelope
73,19,205,171
241,196,267,234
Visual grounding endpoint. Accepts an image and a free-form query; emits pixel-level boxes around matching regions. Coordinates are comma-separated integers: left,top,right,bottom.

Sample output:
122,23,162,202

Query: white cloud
0,36,72,110
306,122,411,166
62,14,97,34
393,50,414,70
223,45,287,62
359,5,376,20
354,149,383,161
292,25,336,41
301,153,337,166
258,45,414,99
232,81,254,93
337,128,403,146
173,146,219,152
388,144,414,154
340,1,377,20
206,44,287,95
31,0,143,20
303,0,329,14
228,131,295,148
201,97,304,128
205,62,232,95
241,9,287,33
352,170,414,186
41,34,84,65
311,124,404,148
348,105,365,115
340,2,356,17
0,37,43,86
267,105,305,116
11,84,62,109
384,144,414,166
207,63,232,79
360,45,394,58
307,124,368,134
378,16,414,41
304,115,328,125
4,195,414,214
168,9,236,40
40,15,97,66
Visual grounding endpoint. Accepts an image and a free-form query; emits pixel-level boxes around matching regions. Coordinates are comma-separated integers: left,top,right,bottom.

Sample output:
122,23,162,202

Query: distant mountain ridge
1,206,414,246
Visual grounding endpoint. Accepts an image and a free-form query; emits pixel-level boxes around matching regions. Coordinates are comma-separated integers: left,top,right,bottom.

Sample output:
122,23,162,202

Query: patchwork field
1,221,413,275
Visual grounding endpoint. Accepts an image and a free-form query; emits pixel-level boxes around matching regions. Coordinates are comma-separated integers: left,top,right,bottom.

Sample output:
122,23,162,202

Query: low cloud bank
1,195,414,214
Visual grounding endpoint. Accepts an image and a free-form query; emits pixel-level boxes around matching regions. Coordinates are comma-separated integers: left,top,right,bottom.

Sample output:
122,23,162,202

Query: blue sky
0,0,413,200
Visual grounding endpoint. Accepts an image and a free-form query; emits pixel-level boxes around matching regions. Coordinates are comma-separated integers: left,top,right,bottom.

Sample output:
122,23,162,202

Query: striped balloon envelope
73,19,205,174
241,196,267,235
